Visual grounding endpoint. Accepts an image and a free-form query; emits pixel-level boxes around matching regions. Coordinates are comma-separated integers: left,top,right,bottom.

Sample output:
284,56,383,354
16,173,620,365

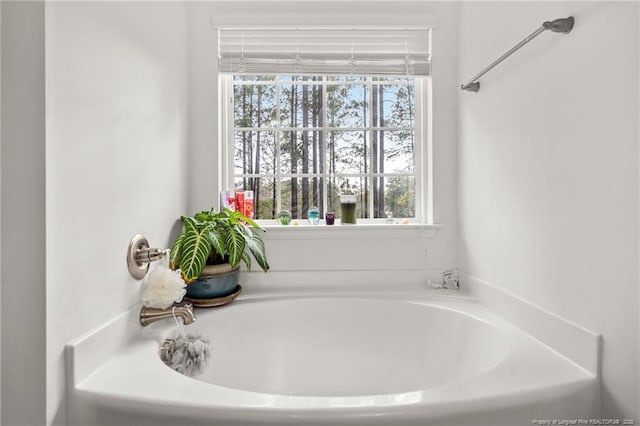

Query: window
218,27,431,222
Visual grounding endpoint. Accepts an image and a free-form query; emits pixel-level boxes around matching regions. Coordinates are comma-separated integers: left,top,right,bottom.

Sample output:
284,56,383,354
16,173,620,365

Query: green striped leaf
208,227,226,258
169,233,183,270
225,224,245,268
242,227,270,272
178,216,213,284
241,251,252,271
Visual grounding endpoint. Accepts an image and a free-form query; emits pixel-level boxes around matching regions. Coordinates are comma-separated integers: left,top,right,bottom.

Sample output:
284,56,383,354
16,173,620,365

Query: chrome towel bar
461,17,574,92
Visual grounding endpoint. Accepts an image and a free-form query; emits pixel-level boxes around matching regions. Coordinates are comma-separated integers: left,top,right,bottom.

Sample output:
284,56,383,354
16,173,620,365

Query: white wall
188,1,460,284
0,1,4,421
1,2,46,425
458,1,639,419
45,2,188,424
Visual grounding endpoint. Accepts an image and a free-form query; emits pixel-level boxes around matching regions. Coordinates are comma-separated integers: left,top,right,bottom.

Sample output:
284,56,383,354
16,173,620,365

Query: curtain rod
460,16,574,93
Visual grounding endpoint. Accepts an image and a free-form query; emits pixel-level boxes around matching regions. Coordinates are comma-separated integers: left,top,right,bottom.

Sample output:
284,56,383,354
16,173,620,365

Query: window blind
217,27,432,76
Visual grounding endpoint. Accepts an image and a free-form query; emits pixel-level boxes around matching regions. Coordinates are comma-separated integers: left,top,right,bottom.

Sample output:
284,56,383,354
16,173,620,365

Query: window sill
256,221,441,240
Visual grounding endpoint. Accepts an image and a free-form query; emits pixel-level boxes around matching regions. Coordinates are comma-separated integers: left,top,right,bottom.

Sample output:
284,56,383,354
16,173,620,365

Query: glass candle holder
307,206,320,225
339,194,357,224
325,212,335,225
277,210,291,225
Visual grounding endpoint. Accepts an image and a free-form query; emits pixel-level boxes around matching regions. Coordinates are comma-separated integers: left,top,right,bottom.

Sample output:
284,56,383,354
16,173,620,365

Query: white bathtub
68,285,598,426
195,296,509,397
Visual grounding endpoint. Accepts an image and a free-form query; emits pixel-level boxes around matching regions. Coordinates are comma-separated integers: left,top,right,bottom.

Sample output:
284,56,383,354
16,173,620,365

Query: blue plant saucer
184,285,242,308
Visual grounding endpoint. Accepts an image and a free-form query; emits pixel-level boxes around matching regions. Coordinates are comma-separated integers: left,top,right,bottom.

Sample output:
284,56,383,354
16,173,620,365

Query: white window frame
219,74,433,225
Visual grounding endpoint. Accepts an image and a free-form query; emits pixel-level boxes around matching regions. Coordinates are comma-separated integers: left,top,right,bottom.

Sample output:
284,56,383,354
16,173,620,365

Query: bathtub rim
67,284,599,424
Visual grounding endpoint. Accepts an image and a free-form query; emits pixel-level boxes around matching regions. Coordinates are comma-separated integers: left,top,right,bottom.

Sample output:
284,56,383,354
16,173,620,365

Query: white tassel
141,265,186,309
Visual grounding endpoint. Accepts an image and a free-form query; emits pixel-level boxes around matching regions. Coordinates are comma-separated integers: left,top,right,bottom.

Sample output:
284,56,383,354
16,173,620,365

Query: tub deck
67,284,599,426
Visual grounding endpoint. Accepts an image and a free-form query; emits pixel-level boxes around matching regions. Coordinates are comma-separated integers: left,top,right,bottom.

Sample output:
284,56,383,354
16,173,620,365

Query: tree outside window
233,75,417,221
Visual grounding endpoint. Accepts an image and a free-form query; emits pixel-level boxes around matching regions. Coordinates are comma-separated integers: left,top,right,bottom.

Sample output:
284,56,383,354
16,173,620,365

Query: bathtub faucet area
139,303,196,327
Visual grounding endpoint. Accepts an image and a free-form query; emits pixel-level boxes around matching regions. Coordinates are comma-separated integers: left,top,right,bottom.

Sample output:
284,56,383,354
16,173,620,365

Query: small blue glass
307,206,320,225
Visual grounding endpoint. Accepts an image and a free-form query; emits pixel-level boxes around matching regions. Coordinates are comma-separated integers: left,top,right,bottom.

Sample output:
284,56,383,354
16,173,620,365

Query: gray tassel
164,333,213,377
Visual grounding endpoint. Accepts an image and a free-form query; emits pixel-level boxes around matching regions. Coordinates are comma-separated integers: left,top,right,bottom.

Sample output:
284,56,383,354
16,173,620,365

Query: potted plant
169,208,269,306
